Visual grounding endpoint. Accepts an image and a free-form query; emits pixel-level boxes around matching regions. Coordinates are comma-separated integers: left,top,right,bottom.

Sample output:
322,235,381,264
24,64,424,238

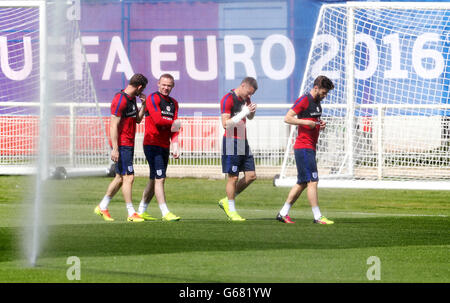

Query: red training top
110,90,138,147
291,93,322,150
144,92,179,148
220,89,251,139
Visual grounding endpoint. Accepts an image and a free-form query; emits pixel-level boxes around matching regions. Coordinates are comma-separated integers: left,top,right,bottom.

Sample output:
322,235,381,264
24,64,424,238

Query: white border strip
274,177,450,191
324,2,450,9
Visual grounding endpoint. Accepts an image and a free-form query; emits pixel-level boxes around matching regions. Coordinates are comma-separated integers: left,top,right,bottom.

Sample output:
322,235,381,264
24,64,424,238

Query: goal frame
275,1,450,190
0,1,47,176
0,1,111,178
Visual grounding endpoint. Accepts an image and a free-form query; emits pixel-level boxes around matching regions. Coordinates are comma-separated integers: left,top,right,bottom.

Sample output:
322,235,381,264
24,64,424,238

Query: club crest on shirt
166,106,171,111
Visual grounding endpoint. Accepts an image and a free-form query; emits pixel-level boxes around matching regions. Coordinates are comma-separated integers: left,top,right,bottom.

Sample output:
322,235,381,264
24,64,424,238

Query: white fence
0,102,292,178
0,102,449,181
134,103,291,178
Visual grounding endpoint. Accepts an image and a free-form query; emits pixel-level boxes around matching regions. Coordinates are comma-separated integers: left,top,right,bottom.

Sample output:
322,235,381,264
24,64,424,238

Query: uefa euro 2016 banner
0,0,449,106
76,1,304,104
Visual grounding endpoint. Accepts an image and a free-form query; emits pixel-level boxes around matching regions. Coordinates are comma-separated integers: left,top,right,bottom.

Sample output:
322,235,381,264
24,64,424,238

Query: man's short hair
129,73,148,88
313,75,334,90
241,77,258,91
159,73,175,83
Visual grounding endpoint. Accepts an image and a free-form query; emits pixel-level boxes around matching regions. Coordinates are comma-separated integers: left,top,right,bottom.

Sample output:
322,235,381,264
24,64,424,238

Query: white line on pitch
248,209,447,218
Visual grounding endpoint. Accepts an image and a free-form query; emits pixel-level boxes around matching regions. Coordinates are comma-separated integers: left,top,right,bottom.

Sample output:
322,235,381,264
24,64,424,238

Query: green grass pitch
0,175,448,283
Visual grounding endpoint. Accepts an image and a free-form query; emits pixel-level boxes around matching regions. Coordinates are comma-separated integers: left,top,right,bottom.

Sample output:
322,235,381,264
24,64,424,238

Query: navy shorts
221,137,255,175
144,145,170,179
294,148,319,184
115,146,135,175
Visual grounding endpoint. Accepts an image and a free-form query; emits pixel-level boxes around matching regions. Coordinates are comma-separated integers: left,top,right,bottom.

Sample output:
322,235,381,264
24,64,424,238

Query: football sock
138,200,149,214
99,195,111,211
228,199,236,212
126,202,136,216
159,203,170,216
312,206,322,220
279,202,292,216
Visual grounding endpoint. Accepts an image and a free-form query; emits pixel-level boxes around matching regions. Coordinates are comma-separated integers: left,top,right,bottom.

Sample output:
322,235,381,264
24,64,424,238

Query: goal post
0,0,111,178
275,2,450,190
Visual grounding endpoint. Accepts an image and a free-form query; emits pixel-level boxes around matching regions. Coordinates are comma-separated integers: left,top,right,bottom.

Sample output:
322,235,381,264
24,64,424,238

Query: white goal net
0,1,110,177
276,2,450,190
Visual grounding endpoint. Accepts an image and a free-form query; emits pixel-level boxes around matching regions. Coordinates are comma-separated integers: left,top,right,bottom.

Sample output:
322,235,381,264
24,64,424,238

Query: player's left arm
170,102,180,159
171,133,180,159
170,101,181,133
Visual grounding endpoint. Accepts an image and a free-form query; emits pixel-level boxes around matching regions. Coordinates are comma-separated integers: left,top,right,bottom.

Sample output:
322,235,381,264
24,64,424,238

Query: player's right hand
111,149,119,162
139,93,146,103
171,143,180,159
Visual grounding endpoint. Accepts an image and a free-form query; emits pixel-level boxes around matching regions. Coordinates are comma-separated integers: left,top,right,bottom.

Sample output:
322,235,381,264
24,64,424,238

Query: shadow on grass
1,216,449,263
43,264,223,283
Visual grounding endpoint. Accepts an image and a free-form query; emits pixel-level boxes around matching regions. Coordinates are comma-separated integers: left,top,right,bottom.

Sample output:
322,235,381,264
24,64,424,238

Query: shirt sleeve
110,93,126,117
147,93,174,127
220,93,233,114
291,96,309,115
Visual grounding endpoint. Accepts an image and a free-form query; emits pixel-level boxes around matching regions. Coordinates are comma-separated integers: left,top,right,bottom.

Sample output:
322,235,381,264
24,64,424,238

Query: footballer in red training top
276,75,336,226
218,77,258,222
137,73,181,222
95,73,148,223
144,89,179,149
110,90,139,148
